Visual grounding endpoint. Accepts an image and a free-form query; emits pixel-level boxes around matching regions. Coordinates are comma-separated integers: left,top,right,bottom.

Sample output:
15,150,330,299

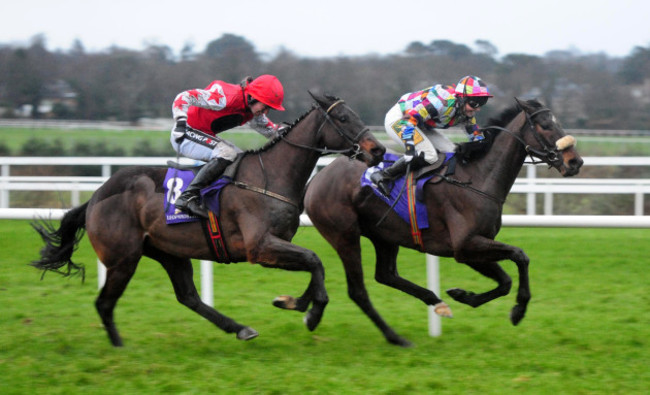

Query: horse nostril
569,157,584,168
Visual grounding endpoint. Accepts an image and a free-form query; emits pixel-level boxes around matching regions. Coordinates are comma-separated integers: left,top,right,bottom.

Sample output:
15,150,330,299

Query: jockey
371,75,493,196
170,74,285,218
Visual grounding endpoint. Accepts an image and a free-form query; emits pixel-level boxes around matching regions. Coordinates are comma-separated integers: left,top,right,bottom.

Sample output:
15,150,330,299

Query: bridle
486,107,573,169
437,106,576,204
280,99,368,159
234,99,369,208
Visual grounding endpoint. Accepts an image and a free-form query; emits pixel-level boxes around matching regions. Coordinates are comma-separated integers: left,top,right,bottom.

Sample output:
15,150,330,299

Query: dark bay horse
304,98,584,346
31,92,385,347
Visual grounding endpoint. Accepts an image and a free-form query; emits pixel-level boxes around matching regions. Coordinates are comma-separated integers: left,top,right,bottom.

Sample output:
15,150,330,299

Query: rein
486,108,565,166
280,99,366,159
439,107,572,204
233,99,366,208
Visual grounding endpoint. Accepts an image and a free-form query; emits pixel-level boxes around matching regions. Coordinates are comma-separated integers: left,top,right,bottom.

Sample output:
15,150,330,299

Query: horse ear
514,97,530,111
308,90,329,109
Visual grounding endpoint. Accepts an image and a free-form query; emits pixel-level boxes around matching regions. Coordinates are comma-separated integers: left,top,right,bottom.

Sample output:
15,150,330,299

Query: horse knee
347,287,367,303
375,271,395,286
498,276,513,296
175,291,201,310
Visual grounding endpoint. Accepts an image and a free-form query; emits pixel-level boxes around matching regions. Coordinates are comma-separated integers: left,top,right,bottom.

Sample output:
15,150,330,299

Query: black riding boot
370,157,410,196
174,158,233,218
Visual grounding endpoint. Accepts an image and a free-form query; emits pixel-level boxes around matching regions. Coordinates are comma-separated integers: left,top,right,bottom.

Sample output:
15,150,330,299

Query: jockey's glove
404,141,415,162
172,117,188,142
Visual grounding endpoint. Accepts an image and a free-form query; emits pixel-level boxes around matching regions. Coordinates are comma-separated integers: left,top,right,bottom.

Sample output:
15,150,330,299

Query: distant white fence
3,155,650,337
2,156,650,215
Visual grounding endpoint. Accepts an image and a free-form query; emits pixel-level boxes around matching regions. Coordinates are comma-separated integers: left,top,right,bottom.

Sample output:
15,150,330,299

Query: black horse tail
31,202,89,281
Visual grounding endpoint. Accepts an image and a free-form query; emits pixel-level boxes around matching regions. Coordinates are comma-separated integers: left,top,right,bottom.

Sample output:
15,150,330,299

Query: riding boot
370,157,410,196
174,158,233,218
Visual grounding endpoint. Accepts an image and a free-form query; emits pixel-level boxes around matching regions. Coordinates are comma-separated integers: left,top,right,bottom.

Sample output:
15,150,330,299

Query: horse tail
31,202,89,281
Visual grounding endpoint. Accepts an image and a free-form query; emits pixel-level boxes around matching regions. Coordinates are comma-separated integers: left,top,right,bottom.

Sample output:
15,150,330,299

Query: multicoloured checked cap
455,76,493,97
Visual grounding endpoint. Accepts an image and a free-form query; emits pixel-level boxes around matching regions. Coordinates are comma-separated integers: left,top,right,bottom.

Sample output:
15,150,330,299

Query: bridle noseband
281,99,368,159
489,107,573,168
437,105,575,205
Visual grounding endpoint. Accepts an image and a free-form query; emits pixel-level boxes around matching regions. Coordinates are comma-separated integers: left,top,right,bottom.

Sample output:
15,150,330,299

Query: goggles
467,96,489,109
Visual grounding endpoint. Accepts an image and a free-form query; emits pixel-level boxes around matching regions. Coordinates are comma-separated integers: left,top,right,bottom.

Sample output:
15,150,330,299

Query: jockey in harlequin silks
371,75,494,196
170,74,285,218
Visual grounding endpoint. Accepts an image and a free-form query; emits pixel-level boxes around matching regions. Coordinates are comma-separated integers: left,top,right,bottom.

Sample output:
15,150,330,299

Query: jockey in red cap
170,74,285,217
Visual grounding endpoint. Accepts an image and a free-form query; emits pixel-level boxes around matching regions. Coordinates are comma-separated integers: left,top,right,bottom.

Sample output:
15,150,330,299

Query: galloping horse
304,98,584,346
32,92,385,347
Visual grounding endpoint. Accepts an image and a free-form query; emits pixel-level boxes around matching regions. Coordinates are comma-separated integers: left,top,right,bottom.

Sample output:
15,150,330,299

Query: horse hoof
388,336,413,348
446,288,467,302
303,311,322,332
510,305,526,326
434,302,453,318
273,295,297,310
237,327,259,341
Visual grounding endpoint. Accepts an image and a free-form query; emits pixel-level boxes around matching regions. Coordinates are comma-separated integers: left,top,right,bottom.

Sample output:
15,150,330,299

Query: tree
475,40,498,58
203,34,261,81
619,45,650,84
429,40,472,59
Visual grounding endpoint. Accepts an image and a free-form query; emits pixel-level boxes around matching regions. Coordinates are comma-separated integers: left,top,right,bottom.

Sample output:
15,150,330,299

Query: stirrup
175,195,208,218
370,172,392,196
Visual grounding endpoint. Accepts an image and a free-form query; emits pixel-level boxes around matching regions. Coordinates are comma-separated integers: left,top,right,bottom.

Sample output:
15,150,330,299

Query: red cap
246,75,285,111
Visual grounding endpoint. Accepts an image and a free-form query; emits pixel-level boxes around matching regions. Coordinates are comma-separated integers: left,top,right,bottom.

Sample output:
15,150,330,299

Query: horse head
309,91,385,166
514,98,584,177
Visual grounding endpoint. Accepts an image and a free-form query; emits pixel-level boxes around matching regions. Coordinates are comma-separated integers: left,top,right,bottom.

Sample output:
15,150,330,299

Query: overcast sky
2,0,649,59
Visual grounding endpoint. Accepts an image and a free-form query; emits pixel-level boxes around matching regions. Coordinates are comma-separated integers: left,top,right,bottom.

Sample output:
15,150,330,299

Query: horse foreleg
146,247,257,341
373,240,451,316
446,261,512,307
452,236,530,325
252,236,328,332
337,238,412,347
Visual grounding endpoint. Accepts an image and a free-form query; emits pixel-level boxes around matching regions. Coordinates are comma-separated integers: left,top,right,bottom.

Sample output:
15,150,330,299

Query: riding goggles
467,96,489,109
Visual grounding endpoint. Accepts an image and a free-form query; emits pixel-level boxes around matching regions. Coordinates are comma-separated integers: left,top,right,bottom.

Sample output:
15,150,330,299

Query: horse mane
455,98,543,162
243,94,343,155
485,98,543,129
244,105,317,155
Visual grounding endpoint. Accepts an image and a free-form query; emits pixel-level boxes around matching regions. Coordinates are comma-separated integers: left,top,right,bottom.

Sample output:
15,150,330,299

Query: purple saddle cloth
360,152,453,229
162,168,231,224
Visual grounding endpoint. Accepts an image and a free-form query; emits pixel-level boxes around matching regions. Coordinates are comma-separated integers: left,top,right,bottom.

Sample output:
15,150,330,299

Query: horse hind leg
95,256,140,347
144,245,256,341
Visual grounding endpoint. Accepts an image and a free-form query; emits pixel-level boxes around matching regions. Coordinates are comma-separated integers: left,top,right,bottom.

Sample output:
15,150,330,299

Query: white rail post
426,254,441,337
97,259,106,289
200,260,214,307
526,164,536,215
1,164,9,208
634,192,644,216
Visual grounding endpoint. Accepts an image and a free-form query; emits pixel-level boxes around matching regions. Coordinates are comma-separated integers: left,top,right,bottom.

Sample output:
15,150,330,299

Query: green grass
1,220,648,394
3,127,650,157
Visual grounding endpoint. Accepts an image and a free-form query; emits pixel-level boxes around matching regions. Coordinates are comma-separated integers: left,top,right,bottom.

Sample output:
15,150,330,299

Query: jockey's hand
404,141,415,162
172,118,188,142
470,131,485,142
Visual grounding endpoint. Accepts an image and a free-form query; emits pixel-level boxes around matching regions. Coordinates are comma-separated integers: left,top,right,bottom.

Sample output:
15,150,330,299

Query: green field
0,127,270,156
2,127,650,157
1,220,648,394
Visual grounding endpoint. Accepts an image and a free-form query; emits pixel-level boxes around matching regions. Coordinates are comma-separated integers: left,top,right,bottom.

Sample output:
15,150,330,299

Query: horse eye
339,115,348,122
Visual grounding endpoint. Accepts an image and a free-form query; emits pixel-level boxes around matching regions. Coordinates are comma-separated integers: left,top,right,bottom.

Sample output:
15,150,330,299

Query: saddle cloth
162,168,231,224
360,152,454,229
162,168,231,263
